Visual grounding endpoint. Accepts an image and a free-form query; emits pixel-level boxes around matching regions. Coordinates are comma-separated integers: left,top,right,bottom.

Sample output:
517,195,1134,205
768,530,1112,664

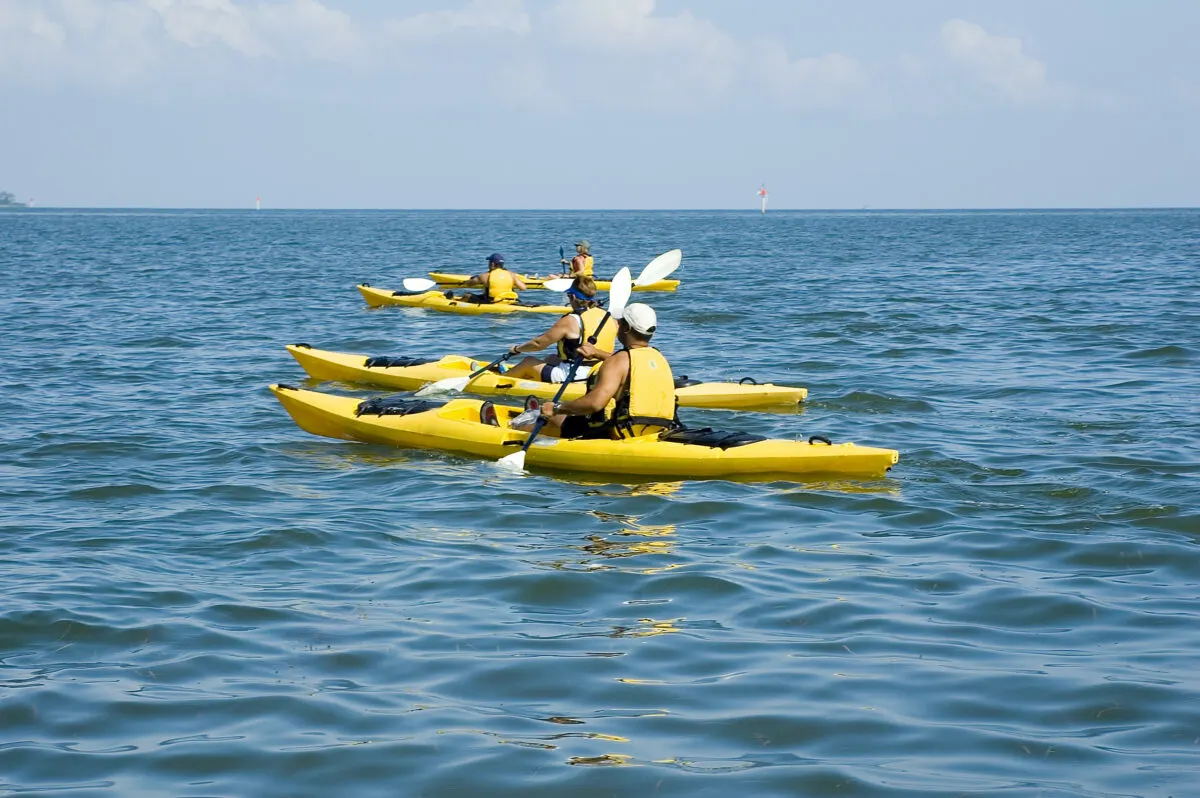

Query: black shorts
560,416,613,440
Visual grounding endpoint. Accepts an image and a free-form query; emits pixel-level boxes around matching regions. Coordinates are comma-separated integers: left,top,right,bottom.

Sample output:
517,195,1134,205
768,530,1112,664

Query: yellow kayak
286,345,807,410
358,284,568,314
270,385,898,481
428,272,679,293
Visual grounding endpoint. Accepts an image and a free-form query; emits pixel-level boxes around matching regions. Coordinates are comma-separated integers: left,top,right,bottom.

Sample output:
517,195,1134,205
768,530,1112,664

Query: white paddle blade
413,376,468,397
403,277,438,292
634,249,682,286
607,267,633,318
496,450,527,472
543,278,574,292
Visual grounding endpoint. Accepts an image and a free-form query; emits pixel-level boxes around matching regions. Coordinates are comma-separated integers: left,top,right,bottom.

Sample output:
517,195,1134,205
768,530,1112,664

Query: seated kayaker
515,303,678,440
446,253,526,304
559,239,594,279
503,277,616,383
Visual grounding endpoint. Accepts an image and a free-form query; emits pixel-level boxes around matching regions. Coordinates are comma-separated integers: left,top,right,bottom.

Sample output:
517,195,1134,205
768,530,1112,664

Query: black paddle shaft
467,351,512,382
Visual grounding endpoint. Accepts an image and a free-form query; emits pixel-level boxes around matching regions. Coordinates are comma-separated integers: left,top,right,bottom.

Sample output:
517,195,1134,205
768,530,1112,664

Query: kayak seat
659,427,767,450
480,401,499,426
674,375,703,388
364,355,436,368
355,396,442,417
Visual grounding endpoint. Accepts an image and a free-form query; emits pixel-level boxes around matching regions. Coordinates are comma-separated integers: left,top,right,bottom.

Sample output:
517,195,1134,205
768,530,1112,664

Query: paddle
542,277,574,292
415,250,678,399
496,266,634,473
413,351,512,398
402,277,438,292
635,248,681,286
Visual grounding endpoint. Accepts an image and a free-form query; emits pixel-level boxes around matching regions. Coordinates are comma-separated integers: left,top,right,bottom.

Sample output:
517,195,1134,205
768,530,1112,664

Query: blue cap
487,252,505,265
566,286,591,302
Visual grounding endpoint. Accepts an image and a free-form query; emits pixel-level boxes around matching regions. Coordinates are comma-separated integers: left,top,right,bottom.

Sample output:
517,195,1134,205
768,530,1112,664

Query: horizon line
5,205,1198,212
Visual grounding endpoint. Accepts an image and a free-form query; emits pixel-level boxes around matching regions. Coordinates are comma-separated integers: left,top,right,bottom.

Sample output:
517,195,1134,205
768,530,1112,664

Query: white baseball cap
620,303,657,335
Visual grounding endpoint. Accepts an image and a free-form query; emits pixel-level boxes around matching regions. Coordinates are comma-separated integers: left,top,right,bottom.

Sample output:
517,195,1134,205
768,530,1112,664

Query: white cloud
0,3,65,57
9,1,1050,118
0,0,364,84
0,1,163,83
941,19,1048,103
549,0,729,55
545,0,741,95
252,0,359,62
755,42,867,107
147,0,266,56
386,0,529,38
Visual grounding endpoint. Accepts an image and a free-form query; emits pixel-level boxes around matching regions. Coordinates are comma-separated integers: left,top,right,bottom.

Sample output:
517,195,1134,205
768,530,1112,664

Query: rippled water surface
2,209,1198,797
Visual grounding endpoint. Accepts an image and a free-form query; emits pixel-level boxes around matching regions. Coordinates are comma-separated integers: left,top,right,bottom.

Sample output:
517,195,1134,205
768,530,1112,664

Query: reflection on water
567,753,634,767
540,521,680,574
444,728,631,752
610,618,682,638
777,477,904,496
581,536,672,559
578,480,685,496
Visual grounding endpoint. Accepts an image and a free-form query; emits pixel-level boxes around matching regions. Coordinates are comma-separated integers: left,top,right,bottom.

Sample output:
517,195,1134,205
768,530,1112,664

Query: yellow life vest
556,307,616,363
576,255,594,278
486,269,518,303
610,346,676,439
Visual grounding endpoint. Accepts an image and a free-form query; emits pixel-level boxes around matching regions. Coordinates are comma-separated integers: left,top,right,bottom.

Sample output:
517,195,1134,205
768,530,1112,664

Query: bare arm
574,342,611,361
513,275,527,290
550,351,628,416
464,272,485,287
510,316,574,355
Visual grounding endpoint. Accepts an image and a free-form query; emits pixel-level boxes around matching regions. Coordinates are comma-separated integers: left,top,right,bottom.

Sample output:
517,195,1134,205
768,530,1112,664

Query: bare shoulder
605,349,630,373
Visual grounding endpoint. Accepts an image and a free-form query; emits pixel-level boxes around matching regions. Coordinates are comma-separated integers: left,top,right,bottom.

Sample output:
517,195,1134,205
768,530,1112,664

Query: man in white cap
532,302,678,440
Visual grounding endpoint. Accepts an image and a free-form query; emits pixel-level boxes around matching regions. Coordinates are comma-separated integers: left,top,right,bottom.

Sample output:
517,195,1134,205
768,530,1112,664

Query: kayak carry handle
739,377,759,385
808,435,832,445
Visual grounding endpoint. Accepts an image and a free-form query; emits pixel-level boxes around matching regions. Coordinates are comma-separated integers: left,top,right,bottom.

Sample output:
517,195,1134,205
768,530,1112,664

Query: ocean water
1,208,1198,797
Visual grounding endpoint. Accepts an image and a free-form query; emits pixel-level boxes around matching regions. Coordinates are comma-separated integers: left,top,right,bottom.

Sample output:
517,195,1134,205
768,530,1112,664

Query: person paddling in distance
514,303,678,440
560,240,594,279
502,277,617,383
446,253,527,304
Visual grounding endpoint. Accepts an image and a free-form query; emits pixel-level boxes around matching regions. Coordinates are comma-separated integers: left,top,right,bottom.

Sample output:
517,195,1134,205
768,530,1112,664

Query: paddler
517,303,679,440
503,276,616,383
560,239,594,279
447,252,527,304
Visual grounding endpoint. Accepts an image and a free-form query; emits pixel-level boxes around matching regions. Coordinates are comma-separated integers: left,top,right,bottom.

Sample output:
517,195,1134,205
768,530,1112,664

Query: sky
1,0,1198,209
